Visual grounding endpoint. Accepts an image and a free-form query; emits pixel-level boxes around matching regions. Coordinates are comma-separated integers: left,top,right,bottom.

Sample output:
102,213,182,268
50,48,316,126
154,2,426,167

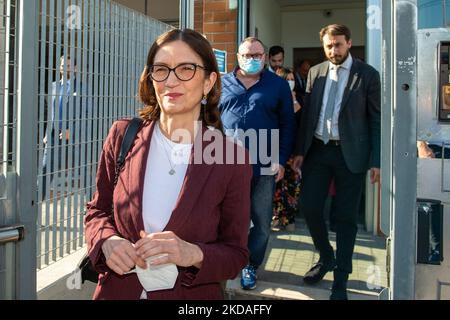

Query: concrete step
225,278,379,300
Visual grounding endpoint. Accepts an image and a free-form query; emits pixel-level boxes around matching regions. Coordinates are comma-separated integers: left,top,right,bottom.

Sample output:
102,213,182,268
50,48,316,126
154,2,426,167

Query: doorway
243,0,387,299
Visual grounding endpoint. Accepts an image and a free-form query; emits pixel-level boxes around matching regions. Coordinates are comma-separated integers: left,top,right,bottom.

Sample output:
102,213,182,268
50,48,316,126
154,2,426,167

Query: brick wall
194,0,238,72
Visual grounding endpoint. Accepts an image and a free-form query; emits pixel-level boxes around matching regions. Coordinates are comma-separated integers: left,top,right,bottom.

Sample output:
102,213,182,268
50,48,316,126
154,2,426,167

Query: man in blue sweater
219,37,296,290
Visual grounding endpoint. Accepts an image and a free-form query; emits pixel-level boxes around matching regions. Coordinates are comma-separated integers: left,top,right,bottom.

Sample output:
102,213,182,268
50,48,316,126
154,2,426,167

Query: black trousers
300,138,365,274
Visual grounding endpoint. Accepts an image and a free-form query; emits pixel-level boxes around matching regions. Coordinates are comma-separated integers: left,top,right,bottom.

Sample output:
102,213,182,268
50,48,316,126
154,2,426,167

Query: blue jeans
248,175,276,268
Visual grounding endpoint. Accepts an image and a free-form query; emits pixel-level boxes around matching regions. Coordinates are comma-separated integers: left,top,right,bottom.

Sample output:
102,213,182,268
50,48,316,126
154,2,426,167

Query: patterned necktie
322,66,340,144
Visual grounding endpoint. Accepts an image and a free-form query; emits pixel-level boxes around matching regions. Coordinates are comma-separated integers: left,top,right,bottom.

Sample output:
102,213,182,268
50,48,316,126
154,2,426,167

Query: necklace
157,124,177,175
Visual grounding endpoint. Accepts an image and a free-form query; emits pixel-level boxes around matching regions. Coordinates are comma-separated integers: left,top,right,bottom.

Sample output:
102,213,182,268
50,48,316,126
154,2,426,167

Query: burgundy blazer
85,119,252,300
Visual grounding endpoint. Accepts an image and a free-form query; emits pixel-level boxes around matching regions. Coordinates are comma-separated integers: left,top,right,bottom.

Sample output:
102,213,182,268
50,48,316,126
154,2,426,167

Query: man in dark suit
293,59,311,128
41,55,85,199
294,59,311,106
292,24,381,300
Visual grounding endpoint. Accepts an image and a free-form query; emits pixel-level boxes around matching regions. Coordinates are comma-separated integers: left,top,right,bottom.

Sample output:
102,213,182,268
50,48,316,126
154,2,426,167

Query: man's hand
370,168,380,184
135,231,204,269
417,140,435,158
101,235,147,275
58,130,70,141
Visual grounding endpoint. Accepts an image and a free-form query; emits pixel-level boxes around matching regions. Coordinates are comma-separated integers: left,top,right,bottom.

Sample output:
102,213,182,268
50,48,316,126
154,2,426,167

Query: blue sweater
219,68,296,177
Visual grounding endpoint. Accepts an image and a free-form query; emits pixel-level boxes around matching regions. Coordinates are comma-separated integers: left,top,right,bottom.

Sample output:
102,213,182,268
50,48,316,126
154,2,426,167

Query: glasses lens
175,63,196,81
241,54,263,60
151,65,169,82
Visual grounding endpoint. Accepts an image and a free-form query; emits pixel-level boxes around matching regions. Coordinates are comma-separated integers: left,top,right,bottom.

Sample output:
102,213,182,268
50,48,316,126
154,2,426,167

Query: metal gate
0,0,38,299
0,0,20,300
1,0,171,299
35,0,171,271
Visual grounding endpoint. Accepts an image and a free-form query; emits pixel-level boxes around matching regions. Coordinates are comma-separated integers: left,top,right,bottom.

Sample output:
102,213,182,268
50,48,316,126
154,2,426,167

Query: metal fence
36,0,171,269
0,0,18,299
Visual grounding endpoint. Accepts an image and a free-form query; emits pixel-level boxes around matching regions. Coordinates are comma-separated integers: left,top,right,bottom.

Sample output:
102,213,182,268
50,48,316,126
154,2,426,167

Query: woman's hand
135,231,204,268
101,235,147,275
292,92,301,112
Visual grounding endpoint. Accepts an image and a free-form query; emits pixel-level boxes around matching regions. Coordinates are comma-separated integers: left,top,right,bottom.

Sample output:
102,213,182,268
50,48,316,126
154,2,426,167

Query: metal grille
0,0,18,299
36,0,171,269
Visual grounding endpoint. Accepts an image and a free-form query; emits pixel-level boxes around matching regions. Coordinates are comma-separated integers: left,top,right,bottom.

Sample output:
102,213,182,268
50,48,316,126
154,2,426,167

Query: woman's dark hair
138,28,223,131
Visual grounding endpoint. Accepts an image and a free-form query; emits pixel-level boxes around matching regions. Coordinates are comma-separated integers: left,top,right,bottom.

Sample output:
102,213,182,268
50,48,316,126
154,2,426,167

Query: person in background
292,24,381,300
268,45,285,73
294,59,311,106
272,67,302,232
219,37,296,291
41,55,83,200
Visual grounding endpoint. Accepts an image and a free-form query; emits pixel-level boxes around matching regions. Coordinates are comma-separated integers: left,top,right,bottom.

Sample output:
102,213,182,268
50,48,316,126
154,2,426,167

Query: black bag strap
113,117,143,187
79,118,143,285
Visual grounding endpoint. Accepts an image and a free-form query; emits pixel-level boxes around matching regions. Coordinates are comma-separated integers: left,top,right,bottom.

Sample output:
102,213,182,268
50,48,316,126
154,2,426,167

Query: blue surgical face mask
239,58,263,75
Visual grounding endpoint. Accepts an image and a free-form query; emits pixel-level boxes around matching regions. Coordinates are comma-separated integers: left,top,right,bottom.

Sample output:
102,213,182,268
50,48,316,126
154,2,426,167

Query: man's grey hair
239,37,266,52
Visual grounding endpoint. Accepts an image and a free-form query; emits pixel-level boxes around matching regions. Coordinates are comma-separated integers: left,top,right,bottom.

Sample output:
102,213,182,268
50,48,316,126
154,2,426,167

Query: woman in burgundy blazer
84,29,252,300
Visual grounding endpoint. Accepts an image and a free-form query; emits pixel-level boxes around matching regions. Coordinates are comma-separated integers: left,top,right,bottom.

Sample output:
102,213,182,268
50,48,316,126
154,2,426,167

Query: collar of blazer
340,59,361,113
315,58,362,114
127,120,215,239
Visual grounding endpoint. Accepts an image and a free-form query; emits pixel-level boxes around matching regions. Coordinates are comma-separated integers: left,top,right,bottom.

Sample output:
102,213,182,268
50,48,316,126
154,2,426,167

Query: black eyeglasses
149,63,206,82
238,53,264,60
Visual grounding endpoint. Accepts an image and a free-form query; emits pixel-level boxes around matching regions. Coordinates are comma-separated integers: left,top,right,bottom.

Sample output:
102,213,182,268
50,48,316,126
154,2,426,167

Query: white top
142,123,192,234
315,54,353,140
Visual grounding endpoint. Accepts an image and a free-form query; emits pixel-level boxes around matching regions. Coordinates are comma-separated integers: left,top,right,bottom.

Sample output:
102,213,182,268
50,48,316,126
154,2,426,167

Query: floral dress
273,156,301,227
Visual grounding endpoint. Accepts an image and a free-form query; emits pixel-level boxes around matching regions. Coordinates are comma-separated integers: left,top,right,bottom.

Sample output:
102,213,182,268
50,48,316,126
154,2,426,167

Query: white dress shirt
315,54,353,141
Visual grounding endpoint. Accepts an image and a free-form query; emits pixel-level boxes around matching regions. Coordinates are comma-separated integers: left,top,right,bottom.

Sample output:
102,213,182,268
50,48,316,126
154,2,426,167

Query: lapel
339,59,361,113
313,62,330,121
128,121,214,239
128,120,154,239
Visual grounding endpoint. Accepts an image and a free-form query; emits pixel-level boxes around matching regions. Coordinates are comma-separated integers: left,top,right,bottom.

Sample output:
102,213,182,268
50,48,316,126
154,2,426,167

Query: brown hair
275,67,293,80
138,28,223,131
319,24,352,42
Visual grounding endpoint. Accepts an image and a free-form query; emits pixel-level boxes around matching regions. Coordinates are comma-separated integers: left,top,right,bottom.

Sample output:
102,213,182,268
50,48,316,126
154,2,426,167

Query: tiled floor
257,219,387,296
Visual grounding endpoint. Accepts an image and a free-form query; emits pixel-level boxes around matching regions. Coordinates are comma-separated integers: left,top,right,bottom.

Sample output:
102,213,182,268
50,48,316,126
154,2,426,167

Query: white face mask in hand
126,254,179,292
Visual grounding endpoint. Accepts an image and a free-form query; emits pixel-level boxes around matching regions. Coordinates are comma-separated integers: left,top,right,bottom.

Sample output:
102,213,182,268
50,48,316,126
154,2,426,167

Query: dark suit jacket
85,119,252,300
295,58,381,173
294,72,307,106
45,79,85,144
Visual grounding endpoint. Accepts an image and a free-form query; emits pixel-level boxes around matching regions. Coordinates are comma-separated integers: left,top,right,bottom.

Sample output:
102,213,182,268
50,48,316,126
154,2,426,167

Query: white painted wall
281,6,366,68
249,0,282,50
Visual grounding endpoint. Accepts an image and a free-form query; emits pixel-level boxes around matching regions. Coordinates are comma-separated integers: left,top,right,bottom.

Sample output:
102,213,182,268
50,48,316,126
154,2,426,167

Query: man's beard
328,51,349,65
